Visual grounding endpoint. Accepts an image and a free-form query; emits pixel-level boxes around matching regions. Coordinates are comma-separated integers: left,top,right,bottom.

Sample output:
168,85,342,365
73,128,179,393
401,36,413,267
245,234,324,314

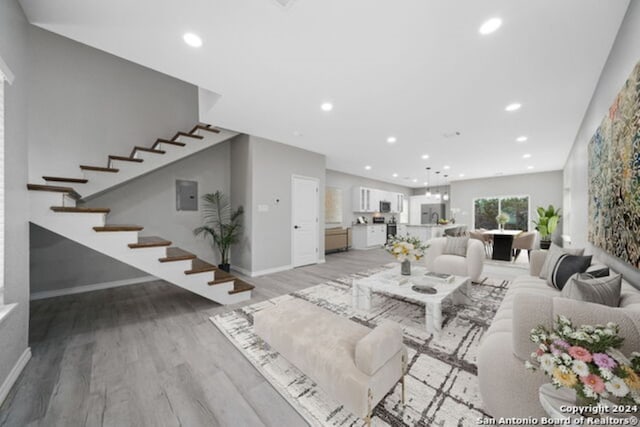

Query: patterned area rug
211,265,510,426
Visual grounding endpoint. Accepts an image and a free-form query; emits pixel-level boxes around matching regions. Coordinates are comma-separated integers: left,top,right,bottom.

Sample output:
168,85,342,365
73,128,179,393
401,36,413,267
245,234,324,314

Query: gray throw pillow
539,243,585,280
561,274,622,307
443,236,469,257
548,254,592,290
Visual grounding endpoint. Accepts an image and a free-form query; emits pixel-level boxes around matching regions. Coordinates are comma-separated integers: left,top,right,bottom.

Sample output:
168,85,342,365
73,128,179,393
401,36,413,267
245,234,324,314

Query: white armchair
424,237,485,282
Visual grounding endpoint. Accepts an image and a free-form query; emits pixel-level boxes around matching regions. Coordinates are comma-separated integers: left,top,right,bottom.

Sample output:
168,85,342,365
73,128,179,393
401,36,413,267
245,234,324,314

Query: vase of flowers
384,235,429,276
496,212,509,231
526,316,640,413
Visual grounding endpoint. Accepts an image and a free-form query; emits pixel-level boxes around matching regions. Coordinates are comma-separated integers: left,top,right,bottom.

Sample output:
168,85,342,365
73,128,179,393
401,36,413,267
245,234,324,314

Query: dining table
482,229,523,261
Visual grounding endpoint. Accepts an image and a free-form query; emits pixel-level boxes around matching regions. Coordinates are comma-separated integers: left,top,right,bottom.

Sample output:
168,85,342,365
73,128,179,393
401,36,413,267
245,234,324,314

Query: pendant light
425,167,432,197
443,174,450,201
435,171,441,199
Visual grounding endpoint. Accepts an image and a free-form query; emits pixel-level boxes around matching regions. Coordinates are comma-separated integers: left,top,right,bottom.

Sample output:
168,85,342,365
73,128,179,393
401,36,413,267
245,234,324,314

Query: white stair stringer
78,127,239,201
29,191,251,305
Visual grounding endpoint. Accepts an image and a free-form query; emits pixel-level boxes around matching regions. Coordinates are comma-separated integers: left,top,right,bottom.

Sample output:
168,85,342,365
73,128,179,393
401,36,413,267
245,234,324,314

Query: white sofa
478,250,640,418
424,237,485,282
253,298,407,425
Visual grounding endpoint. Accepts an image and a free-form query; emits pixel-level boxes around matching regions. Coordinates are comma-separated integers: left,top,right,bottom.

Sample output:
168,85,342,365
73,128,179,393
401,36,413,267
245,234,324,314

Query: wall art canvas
588,60,640,268
325,187,342,224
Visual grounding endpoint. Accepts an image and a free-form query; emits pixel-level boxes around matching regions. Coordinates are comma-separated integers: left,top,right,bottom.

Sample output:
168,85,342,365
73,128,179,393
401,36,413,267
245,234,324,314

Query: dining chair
511,231,536,262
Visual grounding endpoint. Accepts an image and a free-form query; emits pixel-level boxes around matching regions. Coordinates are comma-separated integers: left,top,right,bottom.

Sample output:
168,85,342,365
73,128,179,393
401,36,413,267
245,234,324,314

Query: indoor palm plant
193,191,244,272
533,205,561,249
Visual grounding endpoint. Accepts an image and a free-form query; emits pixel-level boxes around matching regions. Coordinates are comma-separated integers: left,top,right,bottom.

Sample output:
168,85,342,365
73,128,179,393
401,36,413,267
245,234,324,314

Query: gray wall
27,26,198,183
450,171,563,234
30,224,147,295
325,169,412,227
87,142,231,263
563,1,640,287
251,137,326,273
230,135,253,272
0,0,31,398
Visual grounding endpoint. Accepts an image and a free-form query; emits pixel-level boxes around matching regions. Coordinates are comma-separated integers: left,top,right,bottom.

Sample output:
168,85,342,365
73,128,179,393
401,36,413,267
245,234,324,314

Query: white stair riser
40,211,106,228
29,192,77,211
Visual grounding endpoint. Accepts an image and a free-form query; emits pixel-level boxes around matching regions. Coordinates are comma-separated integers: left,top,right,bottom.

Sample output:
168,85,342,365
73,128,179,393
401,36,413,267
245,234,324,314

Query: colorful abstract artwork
588,60,640,267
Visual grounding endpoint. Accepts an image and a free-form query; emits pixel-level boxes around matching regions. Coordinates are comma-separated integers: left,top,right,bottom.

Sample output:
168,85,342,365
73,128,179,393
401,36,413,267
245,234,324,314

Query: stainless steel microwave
379,201,391,213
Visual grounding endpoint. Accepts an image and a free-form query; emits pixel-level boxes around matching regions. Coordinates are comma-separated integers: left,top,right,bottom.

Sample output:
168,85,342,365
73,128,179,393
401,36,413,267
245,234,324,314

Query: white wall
450,171,563,234
0,0,31,401
230,135,253,272
27,26,198,183
325,169,412,227
563,1,640,287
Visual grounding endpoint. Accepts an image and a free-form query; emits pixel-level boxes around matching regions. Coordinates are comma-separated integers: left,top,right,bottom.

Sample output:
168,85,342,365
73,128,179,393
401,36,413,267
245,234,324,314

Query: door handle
294,225,300,229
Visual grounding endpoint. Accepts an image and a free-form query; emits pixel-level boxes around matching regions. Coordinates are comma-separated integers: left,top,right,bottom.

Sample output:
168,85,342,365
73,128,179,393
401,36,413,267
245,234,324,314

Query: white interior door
292,175,319,267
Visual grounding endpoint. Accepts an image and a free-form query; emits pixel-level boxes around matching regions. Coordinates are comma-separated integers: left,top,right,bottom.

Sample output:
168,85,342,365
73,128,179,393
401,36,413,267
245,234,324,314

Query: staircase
28,124,254,305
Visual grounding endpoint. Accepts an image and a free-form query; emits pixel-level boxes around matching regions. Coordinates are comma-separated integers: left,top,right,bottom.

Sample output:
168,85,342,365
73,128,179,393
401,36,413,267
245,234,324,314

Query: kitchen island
404,224,464,242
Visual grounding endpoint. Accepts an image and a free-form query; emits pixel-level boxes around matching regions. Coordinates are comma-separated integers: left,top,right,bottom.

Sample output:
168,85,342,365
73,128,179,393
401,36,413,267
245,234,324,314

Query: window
473,195,529,230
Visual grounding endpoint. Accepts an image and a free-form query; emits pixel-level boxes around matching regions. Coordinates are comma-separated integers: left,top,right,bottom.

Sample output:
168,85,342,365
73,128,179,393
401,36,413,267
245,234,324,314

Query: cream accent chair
424,237,485,282
254,298,407,426
511,231,536,261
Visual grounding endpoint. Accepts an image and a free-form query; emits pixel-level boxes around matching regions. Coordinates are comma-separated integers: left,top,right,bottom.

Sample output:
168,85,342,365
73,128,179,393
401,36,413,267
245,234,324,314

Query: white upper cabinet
353,187,405,213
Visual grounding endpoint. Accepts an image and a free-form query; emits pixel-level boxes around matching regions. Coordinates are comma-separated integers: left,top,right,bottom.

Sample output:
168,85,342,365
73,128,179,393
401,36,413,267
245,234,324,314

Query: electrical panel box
176,180,198,211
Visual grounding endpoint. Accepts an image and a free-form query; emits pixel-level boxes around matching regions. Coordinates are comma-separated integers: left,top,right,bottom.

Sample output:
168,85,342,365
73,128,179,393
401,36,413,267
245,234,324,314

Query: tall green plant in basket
533,205,561,249
193,191,244,272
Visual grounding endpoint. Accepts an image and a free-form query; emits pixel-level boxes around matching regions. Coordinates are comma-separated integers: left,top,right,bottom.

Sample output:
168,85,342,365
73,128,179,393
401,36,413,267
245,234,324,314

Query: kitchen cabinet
352,225,387,249
352,186,405,213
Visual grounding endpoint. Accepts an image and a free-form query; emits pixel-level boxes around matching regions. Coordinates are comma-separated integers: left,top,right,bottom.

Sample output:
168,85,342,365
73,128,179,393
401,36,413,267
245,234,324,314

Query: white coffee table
352,265,470,335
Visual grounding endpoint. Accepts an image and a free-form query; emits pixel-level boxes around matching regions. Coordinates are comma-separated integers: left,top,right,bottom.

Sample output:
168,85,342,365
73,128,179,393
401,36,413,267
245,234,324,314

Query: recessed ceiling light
527,166,534,170
412,178,418,183
183,33,203,47
479,17,502,35
387,136,397,144
443,165,451,170
459,173,465,178
421,154,430,160
523,153,532,159
321,102,333,112
364,165,372,170
392,173,398,178
516,136,528,142
505,103,522,112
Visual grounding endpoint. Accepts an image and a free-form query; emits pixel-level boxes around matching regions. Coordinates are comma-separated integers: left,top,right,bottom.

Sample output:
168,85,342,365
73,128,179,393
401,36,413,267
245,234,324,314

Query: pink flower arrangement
526,316,640,407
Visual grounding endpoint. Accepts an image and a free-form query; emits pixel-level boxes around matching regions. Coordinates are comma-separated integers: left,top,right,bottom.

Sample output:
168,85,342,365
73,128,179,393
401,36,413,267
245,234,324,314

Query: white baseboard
232,264,293,277
0,347,31,405
30,275,157,300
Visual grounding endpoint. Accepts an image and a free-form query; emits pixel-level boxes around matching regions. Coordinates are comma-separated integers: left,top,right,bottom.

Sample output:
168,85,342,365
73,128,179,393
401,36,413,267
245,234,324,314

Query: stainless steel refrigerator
421,203,446,224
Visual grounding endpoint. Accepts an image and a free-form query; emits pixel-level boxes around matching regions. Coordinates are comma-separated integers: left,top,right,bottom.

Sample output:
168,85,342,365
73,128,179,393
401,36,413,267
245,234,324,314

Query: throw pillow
539,243,585,280
443,236,469,257
548,254,592,290
561,274,622,307
586,265,610,278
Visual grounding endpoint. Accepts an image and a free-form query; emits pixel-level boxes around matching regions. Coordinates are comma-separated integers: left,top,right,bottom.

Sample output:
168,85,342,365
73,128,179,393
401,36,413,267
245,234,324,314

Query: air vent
272,0,297,8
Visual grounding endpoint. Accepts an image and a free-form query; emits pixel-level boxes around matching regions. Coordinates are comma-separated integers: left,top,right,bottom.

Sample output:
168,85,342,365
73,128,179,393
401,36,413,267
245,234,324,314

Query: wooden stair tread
93,225,143,232
208,269,235,286
51,206,110,213
185,259,217,275
153,139,185,148
109,155,143,163
27,184,81,200
159,247,197,263
229,280,255,295
190,124,221,134
42,176,88,184
128,236,172,249
132,146,165,155
80,165,119,173
173,131,203,141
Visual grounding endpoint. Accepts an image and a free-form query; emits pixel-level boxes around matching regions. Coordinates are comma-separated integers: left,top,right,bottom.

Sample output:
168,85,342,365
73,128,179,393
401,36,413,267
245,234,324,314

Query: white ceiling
19,0,629,187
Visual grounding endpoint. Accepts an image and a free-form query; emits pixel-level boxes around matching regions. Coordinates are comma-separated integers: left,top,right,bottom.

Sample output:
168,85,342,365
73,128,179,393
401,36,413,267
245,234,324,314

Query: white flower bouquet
526,315,640,407
384,235,429,262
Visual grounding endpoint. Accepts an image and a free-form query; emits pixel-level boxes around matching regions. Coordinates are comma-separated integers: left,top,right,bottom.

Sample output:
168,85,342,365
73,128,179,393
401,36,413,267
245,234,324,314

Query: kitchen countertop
406,223,463,228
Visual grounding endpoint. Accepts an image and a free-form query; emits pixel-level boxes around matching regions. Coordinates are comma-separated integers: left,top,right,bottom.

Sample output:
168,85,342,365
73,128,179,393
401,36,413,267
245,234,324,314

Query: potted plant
193,191,244,272
533,205,561,250
496,212,510,231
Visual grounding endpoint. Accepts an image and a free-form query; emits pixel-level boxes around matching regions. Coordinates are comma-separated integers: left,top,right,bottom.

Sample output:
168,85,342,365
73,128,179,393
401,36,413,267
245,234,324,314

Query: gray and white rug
210,265,510,426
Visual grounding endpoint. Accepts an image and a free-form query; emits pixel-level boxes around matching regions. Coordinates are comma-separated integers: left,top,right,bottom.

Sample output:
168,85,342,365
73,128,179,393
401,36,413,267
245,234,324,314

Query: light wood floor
0,249,398,427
